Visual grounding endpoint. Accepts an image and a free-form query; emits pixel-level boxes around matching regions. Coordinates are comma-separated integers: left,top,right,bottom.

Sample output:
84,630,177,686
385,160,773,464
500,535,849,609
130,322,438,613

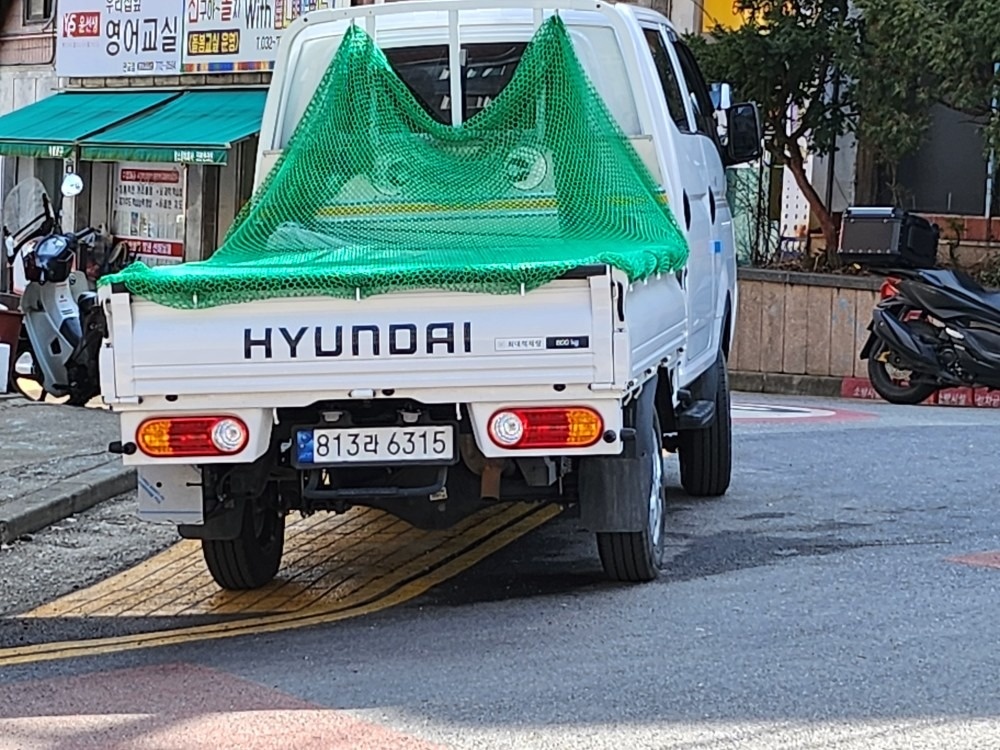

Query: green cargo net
103,15,689,310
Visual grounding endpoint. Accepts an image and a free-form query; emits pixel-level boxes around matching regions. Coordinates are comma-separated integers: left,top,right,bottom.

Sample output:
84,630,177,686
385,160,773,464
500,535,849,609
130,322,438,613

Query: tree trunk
784,144,839,262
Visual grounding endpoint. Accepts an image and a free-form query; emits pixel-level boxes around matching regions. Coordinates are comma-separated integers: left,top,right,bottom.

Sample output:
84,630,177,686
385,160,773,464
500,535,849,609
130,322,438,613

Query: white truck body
98,0,759,586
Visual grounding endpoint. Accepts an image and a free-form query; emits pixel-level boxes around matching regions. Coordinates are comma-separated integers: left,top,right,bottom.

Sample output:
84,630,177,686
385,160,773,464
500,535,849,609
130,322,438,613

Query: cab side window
673,40,719,143
642,27,690,133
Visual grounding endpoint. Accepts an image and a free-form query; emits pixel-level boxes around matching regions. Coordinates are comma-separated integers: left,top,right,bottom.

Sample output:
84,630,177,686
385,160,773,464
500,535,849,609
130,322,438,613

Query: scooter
2,174,133,405
861,266,1000,404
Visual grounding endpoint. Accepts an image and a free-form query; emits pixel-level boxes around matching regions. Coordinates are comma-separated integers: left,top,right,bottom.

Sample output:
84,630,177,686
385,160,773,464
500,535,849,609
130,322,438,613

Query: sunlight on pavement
0,663,443,750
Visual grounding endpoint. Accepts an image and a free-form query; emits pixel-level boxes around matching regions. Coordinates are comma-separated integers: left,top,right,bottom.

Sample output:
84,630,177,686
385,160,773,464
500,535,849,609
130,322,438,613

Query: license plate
295,425,455,465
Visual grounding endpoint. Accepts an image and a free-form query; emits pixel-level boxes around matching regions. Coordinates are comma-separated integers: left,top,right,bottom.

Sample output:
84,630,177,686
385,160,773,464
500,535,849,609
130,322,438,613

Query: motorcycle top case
837,207,939,269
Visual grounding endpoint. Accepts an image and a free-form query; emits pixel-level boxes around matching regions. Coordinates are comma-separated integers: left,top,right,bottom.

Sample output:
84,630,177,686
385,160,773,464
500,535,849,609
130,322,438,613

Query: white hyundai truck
97,0,762,589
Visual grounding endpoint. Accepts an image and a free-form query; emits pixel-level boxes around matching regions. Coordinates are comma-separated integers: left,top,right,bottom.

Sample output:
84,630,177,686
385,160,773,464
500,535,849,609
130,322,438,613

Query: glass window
642,27,690,132
673,40,719,140
383,45,452,124
24,0,51,22
383,42,529,125
283,27,641,144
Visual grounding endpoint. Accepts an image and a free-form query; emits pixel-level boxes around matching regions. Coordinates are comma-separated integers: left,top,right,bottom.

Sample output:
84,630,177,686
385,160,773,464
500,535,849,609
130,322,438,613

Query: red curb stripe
947,552,1000,569
840,377,1000,408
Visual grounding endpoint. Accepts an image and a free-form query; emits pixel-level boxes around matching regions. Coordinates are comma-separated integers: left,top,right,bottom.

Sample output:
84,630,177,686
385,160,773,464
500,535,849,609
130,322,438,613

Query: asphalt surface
3,394,1000,749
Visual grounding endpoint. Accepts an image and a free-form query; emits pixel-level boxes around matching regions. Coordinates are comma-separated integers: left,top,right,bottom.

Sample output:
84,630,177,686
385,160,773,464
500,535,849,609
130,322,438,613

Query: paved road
2,394,1000,749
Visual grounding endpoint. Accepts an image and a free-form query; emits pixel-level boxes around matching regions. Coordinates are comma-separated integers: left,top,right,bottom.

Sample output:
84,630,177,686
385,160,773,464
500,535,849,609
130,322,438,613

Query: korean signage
56,0,346,77
57,0,182,77
182,0,339,73
112,163,186,266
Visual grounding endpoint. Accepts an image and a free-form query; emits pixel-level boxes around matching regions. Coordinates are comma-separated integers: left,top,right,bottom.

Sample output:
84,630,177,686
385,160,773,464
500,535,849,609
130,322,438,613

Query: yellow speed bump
2,502,559,668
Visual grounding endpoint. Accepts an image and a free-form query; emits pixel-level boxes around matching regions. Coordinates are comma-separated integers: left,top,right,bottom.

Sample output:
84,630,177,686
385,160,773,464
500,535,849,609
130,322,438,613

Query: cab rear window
385,43,528,124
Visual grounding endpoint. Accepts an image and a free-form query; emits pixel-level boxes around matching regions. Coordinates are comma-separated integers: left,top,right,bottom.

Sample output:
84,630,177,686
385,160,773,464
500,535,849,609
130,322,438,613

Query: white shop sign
56,0,182,78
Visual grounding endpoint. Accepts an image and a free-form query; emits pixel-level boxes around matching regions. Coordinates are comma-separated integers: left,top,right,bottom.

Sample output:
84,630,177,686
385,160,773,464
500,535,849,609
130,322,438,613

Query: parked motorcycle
1,174,134,406
840,206,1000,405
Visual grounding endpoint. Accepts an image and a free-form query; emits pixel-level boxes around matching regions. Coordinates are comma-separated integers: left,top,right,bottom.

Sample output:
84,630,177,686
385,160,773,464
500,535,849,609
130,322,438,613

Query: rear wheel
202,493,286,590
596,412,666,583
10,343,48,402
677,353,732,497
867,342,938,405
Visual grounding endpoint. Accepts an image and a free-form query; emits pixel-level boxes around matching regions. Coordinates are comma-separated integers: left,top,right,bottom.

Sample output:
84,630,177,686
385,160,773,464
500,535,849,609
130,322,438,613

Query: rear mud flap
578,380,656,533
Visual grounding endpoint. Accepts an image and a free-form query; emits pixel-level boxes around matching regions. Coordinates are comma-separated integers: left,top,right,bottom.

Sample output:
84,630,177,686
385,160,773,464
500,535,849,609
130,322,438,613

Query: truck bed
99,266,687,409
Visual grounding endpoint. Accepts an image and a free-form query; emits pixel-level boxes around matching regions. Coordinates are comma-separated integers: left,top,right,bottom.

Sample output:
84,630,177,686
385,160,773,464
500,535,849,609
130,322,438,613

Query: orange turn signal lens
488,407,604,449
136,417,249,458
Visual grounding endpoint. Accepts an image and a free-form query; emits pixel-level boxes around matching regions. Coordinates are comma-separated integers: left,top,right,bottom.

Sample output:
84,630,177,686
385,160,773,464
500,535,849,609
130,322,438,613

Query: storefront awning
79,90,268,166
0,92,177,159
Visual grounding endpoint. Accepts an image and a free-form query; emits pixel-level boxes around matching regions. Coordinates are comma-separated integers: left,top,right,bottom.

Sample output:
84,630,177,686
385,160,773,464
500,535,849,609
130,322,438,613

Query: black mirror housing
724,102,763,166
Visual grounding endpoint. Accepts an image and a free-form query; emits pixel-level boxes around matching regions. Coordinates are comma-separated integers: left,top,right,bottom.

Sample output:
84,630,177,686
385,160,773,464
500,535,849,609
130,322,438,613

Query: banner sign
182,0,340,73
57,0,348,76
112,163,186,266
56,0,182,77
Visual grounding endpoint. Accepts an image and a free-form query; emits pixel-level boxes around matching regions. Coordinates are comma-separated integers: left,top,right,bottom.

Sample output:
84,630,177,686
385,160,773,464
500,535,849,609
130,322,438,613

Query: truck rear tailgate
101,272,619,404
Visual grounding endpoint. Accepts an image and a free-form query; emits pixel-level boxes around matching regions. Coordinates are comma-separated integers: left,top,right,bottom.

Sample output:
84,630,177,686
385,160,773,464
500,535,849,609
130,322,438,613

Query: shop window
24,0,53,23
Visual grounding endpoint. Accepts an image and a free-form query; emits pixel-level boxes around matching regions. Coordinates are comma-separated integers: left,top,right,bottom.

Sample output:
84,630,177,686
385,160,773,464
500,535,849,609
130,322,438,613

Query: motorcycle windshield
2,178,50,240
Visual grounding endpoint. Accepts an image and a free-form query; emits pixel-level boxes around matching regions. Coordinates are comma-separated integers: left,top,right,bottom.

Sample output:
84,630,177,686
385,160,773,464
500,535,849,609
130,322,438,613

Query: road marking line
0,503,559,667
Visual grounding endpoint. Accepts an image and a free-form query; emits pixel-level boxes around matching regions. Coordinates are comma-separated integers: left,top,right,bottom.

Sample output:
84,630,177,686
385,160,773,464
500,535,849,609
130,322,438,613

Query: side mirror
61,173,84,198
724,102,763,166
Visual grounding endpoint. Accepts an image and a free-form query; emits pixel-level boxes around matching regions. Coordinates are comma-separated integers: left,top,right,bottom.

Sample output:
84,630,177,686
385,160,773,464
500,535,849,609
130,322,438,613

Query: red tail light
137,417,249,457
488,407,604,449
879,277,900,299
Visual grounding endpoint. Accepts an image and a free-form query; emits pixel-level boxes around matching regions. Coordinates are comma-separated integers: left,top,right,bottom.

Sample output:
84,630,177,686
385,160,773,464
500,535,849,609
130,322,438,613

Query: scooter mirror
3,234,13,262
61,173,84,198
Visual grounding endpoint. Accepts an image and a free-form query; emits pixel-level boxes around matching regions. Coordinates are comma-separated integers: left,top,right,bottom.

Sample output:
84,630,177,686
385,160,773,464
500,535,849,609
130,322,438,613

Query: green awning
0,92,176,159
79,90,268,165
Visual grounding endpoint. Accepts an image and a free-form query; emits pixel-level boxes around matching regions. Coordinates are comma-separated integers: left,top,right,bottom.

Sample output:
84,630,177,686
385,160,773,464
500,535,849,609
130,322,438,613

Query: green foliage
688,0,861,257
689,0,859,162
847,1,931,181
854,0,1000,164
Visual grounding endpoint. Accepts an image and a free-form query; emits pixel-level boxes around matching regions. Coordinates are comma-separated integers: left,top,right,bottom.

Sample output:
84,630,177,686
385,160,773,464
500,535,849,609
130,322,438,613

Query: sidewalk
0,396,135,544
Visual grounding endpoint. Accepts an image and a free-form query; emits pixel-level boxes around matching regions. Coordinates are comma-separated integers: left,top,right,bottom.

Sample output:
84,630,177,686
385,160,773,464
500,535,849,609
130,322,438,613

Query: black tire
867,342,938,405
596,412,666,583
66,382,99,407
678,353,732,497
202,495,286,590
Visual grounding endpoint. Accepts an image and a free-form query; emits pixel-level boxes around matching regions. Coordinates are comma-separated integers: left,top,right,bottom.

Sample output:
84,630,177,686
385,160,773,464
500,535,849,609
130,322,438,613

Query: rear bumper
116,397,626,466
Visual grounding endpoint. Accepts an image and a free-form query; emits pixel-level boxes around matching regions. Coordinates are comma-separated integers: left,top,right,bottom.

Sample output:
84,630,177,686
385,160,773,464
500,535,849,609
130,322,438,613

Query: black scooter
842,207,1000,404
